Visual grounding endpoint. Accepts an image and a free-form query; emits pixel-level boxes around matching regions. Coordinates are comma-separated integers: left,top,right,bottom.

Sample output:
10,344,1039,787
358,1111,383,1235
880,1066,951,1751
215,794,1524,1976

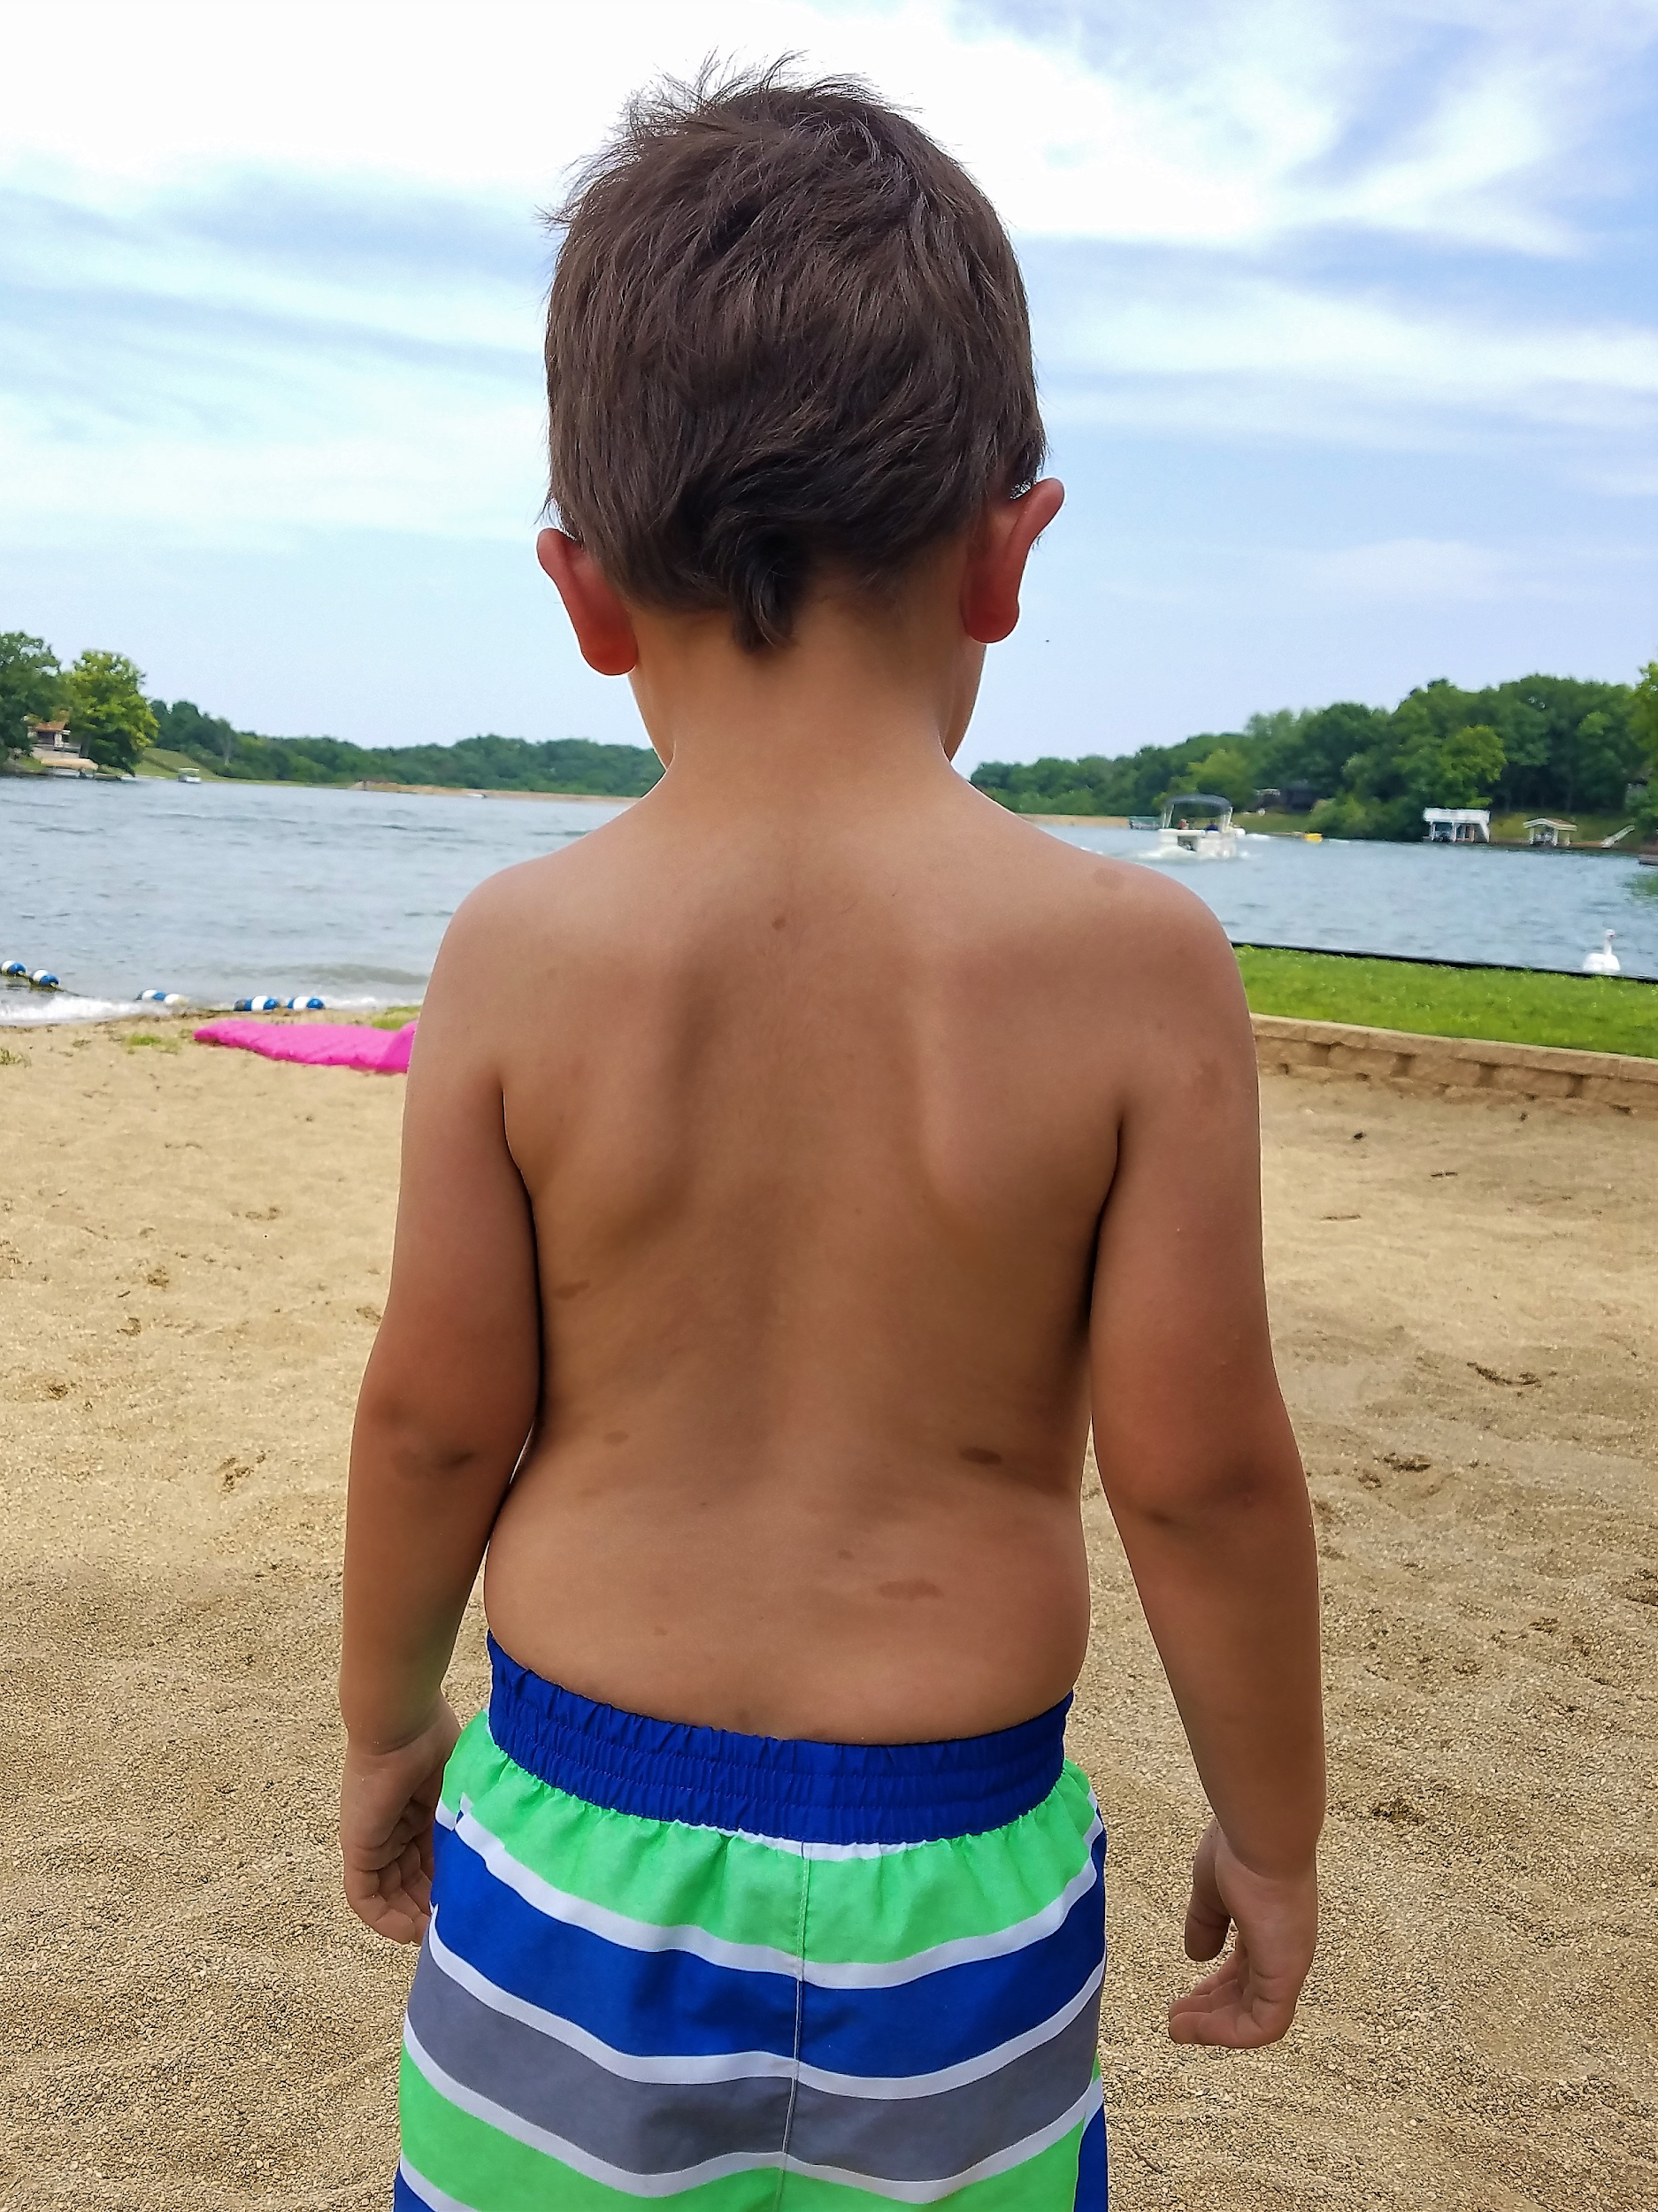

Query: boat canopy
1159,793,1233,826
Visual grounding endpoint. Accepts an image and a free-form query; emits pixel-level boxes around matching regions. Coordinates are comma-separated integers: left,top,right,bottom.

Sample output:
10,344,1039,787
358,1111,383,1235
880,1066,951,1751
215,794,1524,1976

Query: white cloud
1,0,1654,555
1296,531,1649,603
5,0,1655,251
1309,536,1522,602
1037,265,1658,446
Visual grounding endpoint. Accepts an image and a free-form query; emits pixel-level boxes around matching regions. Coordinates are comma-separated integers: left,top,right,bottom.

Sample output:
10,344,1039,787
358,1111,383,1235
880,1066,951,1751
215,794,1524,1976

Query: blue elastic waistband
485,1636,1070,1847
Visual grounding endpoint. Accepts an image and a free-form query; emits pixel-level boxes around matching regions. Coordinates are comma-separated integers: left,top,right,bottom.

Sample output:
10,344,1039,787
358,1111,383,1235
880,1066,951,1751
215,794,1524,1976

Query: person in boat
339,64,1324,2210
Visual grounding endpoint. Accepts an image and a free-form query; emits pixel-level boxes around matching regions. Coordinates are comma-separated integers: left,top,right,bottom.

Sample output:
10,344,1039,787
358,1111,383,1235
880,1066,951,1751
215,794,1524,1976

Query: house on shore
27,720,96,774
1524,818,1577,848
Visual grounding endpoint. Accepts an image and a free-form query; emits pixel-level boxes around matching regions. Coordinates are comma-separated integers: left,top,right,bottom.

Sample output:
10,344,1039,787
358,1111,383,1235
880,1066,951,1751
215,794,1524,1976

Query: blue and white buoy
138,988,187,1006
285,995,327,1011
235,995,284,1012
2,960,27,978
29,970,59,990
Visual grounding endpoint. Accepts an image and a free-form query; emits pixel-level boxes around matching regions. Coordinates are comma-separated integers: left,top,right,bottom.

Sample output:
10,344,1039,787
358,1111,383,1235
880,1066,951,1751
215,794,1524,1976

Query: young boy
340,67,1324,2211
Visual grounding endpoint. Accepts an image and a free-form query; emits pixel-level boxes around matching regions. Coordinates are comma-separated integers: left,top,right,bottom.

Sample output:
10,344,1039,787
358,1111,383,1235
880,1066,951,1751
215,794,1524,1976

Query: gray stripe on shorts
787,1991,1101,2183
405,1934,1099,2185
405,1943,790,2174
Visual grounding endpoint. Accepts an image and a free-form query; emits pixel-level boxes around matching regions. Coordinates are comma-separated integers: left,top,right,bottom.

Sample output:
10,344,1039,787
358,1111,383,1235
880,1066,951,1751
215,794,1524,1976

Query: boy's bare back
340,73,1321,2094
379,756,1269,1745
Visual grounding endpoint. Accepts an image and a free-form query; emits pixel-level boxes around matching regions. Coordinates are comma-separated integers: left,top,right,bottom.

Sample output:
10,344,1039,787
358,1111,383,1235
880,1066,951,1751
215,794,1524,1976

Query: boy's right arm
1088,901,1324,2048
339,891,543,1942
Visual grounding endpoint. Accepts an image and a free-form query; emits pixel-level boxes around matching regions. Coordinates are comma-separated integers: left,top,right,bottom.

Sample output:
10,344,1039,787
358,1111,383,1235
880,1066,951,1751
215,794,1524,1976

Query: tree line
970,669,1658,840
5,630,1654,835
0,633,664,796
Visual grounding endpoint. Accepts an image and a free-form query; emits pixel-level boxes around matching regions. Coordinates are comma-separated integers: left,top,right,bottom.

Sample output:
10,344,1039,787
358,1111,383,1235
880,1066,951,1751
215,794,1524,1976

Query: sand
1,1022,1654,2210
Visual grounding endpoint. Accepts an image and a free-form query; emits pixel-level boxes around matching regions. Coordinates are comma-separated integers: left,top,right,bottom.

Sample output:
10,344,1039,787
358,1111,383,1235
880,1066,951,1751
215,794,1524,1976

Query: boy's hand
340,1701,462,1945
1168,1818,1317,2048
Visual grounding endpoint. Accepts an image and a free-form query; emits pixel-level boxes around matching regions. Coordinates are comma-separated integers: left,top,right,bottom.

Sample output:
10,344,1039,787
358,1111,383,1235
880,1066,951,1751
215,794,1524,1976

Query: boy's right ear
536,529,640,677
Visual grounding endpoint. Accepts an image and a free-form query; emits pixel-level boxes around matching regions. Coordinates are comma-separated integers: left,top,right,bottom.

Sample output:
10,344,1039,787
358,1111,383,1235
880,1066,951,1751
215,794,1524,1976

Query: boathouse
1524,818,1577,848
1423,808,1490,843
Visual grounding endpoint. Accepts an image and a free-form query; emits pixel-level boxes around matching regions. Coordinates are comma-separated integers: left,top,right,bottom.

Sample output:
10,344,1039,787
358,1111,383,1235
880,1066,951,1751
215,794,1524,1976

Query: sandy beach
1,1022,1654,2210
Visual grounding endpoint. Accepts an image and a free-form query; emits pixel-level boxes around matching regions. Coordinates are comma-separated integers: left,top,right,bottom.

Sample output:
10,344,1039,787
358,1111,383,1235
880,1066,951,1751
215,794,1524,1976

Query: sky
2,0,1654,771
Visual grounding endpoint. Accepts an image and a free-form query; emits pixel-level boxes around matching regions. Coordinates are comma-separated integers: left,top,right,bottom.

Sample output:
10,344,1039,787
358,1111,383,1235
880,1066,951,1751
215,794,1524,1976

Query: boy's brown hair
545,64,1044,651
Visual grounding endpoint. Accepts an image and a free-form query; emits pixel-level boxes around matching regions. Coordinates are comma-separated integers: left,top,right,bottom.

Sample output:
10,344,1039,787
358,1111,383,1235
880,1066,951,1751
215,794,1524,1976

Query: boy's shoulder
440,806,649,939
960,793,1244,986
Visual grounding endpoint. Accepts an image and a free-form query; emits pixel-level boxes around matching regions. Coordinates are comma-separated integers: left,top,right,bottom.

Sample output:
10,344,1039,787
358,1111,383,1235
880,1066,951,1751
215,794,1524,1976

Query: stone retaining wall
1252,1014,1658,1117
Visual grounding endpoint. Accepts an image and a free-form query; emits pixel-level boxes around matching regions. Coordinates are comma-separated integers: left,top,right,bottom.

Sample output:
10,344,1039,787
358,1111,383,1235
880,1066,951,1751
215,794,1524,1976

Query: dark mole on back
958,1446,1003,1466
551,1280,591,1301
771,914,788,931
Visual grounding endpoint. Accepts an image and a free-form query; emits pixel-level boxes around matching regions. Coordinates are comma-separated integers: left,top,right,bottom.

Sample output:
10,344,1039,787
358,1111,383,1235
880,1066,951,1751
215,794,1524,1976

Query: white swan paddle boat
1142,794,1246,863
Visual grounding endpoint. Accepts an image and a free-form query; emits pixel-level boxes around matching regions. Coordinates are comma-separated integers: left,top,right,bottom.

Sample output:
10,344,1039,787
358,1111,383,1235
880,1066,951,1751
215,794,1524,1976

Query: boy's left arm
338,898,541,1942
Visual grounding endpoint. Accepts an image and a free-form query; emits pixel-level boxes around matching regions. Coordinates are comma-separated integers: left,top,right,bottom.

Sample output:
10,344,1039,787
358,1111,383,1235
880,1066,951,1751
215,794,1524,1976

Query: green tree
61,650,157,772
1631,661,1658,763
1401,721,1507,811
1186,745,1256,810
0,631,61,754
150,696,241,767
1630,664,1658,843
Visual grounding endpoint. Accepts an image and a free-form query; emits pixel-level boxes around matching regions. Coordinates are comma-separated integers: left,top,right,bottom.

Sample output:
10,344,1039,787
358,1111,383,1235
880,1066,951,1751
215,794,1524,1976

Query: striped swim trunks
395,1637,1107,2209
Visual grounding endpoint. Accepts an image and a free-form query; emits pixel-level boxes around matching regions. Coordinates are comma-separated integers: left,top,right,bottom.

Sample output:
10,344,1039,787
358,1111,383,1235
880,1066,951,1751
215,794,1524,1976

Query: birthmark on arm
551,1279,591,1301
876,1578,943,1602
958,1446,1003,1466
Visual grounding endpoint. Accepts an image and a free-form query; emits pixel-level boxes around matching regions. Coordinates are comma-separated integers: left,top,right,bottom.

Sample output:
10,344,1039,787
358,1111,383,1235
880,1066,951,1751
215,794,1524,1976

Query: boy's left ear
961,479,1064,646
536,528,640,677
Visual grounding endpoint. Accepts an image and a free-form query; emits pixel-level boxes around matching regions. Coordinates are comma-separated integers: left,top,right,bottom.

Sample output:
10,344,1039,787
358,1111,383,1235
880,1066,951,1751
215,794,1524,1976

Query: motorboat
1143,794,1245,862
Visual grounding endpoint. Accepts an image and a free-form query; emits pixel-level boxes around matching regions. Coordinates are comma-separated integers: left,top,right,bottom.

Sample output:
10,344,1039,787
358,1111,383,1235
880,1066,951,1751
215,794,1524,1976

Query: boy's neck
627,577,980,813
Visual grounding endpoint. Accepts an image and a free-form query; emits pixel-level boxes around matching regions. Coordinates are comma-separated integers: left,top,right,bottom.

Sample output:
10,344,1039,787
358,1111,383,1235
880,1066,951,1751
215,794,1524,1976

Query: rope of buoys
5,963,337,1010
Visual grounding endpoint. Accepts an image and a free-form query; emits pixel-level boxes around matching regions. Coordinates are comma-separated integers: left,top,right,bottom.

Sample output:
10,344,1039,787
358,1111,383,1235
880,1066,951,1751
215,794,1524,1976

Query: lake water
3,776,1654,1025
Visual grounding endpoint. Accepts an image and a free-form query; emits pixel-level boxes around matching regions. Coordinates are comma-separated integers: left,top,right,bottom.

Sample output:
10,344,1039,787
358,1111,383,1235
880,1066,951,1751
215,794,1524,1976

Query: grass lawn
136,748,221,778
1488,811,1634,847
1235,945,1658,1059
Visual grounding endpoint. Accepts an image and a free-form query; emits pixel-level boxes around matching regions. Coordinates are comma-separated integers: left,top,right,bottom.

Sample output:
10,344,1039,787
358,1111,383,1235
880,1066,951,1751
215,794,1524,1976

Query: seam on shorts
773,1844,811,2210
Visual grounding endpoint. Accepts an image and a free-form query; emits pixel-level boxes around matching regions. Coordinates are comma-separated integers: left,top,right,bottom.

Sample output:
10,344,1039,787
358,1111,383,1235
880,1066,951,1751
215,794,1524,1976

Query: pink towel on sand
193,1018,417,1073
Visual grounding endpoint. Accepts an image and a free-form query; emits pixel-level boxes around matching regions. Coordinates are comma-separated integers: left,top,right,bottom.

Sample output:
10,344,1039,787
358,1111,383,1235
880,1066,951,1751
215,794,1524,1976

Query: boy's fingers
1170,1990,1299,2048
1175,1955,1240,2006
342,1850,434,1945
1168,1984,1292,2047
1184,1893,1231,1962
1168,1941,1307,2048
1180,1821,1231,1961
1183,1843,1231,1962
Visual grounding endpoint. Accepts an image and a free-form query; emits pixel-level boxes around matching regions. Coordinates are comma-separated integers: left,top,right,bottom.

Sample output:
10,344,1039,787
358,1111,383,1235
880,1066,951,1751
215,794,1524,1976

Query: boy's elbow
352,1373,524,1487
1100,1435,1308,1535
